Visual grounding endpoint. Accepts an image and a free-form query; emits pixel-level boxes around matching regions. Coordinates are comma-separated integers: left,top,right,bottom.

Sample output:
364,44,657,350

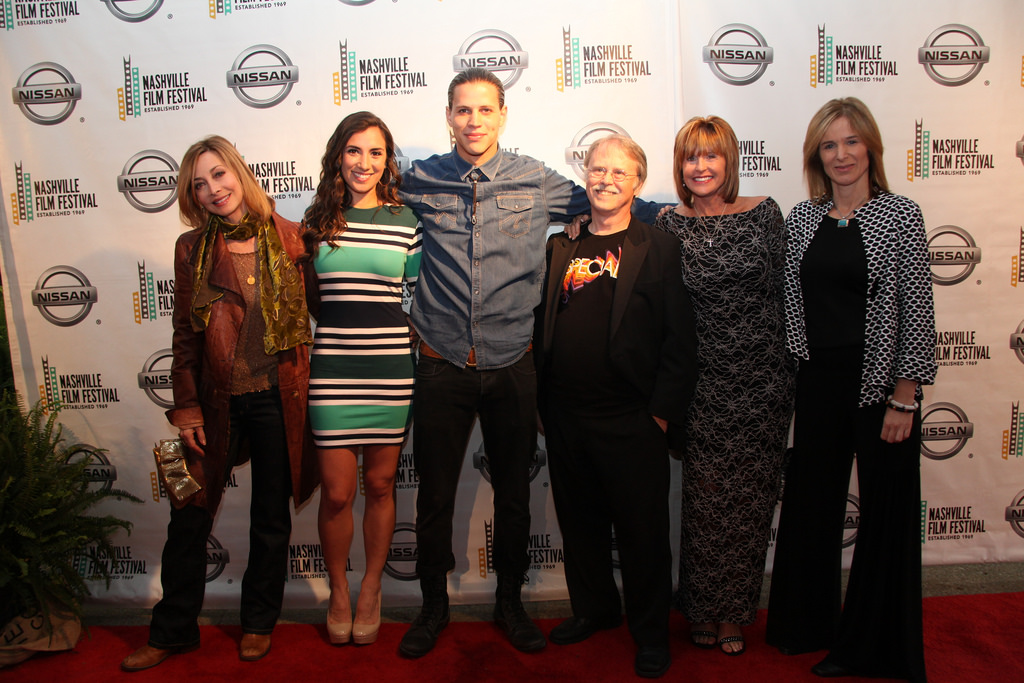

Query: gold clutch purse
153,438,203,508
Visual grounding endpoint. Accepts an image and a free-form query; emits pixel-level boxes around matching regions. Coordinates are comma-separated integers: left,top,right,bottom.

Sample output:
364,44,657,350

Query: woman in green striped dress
303,112,421,646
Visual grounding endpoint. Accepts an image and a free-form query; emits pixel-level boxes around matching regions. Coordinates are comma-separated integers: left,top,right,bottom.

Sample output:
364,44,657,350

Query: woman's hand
881,409,914,443
181,426,206,456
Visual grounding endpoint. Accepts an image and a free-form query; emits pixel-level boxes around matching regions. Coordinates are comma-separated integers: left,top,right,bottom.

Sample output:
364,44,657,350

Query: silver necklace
834,196,868,228
694,209,725,247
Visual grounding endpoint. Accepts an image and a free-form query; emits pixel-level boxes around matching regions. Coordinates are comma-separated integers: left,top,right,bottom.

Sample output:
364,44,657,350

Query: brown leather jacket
166,213,319,514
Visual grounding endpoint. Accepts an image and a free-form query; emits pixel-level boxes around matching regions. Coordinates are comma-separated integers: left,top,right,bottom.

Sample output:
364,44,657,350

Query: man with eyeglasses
535,135,698,679
396,67,593,659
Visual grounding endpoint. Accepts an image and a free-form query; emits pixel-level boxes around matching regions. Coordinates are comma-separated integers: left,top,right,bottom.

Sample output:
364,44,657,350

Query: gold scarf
190,213,312,354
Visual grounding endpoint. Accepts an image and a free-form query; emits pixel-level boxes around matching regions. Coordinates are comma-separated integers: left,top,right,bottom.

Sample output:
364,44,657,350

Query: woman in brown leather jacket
121,136,318,672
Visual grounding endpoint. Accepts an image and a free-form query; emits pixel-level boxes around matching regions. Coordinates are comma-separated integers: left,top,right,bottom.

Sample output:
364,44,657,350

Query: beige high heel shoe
327,592,352,644
352,590,381,645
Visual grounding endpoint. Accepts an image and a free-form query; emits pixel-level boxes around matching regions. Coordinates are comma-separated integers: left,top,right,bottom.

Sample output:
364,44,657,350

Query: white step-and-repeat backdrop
1,0,1022,609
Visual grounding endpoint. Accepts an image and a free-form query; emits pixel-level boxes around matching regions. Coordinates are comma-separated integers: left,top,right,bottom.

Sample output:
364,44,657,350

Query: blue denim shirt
400,148,591,370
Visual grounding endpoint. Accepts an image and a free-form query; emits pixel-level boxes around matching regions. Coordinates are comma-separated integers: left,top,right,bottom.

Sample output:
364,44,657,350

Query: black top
800,215,868,349
549,230,640,415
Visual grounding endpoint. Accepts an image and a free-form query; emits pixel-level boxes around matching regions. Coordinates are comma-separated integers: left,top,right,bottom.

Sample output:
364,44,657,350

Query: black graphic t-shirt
549,231,638,416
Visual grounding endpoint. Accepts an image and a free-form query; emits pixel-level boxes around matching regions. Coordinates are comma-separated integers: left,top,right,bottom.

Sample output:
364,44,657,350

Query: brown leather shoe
121,644,196,672
239,633,272,661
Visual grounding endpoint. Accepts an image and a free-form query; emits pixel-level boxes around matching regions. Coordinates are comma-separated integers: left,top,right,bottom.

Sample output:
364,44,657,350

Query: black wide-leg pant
766,347,926,683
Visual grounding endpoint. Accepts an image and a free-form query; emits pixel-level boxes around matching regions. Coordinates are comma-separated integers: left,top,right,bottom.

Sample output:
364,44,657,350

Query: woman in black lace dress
655,116,795,657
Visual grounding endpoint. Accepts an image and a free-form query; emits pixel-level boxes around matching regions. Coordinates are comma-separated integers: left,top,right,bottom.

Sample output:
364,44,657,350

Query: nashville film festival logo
226,44,299,108
918,24,990,86
384,523,418,580
31,265,98,326
133,262,173,324
11,61,81,125
702,23,773,86
117,56,208,119
248,157,314,200
738,138,782,179
842,494,859,548
7,162,98,223
1017,135,1024,168
394,450,418,491
907,120,994,181
925,503,986,542
927,226,981,286
38,356,120,412
809,24,897,87
452,29,529,88
289,543,330,580
101,0,162,23
74,544,147,582
1010,228,1024,287
138,348,174,409
934,329,990,369
920,402,974,461
554,26,651,91
334,39,429,103
1,1,80,30
564,122,631,181
1003,403,1024,461
209,0,286,18
117,149,178,213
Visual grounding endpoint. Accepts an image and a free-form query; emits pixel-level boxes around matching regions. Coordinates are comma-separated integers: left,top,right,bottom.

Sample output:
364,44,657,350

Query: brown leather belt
418,341,531,368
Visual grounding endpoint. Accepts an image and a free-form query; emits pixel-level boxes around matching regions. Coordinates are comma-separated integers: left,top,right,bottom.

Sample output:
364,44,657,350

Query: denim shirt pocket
418,193,459,232
496,193,534,238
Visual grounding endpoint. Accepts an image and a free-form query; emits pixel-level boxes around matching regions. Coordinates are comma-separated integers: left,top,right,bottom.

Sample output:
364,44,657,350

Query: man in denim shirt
396,68,592,658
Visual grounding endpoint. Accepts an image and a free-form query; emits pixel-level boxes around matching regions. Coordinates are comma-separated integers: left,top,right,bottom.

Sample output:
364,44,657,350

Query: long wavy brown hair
302,112,403,260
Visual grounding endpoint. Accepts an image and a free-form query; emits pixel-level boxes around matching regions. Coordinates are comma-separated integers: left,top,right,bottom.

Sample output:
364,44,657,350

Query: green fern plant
0,391,141,631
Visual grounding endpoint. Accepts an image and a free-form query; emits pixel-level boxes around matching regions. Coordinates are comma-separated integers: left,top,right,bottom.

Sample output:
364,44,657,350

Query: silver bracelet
886,395,919,413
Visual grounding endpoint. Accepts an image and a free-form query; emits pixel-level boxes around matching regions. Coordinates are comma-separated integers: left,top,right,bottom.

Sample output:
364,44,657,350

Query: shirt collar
453,146,503,182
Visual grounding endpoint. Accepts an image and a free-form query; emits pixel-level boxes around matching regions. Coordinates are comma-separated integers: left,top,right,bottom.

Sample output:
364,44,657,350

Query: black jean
148,388,293,648
412,352,536,579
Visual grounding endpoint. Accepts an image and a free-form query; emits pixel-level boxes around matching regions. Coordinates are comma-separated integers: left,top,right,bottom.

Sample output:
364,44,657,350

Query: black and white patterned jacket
783,192,937,407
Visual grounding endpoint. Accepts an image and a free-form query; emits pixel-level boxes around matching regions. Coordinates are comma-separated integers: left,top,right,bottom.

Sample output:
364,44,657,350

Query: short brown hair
672,116,740,208
176,135,273,229
802,97,889,202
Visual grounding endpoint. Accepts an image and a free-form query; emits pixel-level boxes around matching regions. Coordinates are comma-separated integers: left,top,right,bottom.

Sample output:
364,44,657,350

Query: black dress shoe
635,646,671,678
549,615,622,645
811,659,857,678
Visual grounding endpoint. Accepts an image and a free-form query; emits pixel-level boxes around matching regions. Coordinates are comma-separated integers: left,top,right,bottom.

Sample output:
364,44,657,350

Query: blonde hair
672,116,739,208
802,97,889,202
583,134,648,192
176,135,273,229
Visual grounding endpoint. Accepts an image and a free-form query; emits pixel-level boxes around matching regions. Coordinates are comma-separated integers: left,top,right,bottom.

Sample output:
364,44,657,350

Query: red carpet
3,592,1019,682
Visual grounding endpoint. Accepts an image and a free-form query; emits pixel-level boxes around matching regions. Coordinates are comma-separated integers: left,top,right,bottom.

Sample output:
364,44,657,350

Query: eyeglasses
586,166,637,182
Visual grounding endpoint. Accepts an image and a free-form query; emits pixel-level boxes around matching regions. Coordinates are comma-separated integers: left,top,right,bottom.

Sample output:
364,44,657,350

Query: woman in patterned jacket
766,97,936,683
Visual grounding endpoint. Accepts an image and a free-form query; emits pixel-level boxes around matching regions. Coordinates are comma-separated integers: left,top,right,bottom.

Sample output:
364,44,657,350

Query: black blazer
535,216,698,450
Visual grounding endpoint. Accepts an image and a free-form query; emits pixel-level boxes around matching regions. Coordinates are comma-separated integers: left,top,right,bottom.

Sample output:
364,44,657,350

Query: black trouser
544,402,671,650
149,388,293,648
766,347,926,683
412,353,536,579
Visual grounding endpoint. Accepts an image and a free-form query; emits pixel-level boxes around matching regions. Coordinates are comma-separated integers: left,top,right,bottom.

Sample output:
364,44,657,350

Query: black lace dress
656,198,796,626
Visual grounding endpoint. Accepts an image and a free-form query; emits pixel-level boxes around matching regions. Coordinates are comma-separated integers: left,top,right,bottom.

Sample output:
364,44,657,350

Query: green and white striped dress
309,205,421,448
